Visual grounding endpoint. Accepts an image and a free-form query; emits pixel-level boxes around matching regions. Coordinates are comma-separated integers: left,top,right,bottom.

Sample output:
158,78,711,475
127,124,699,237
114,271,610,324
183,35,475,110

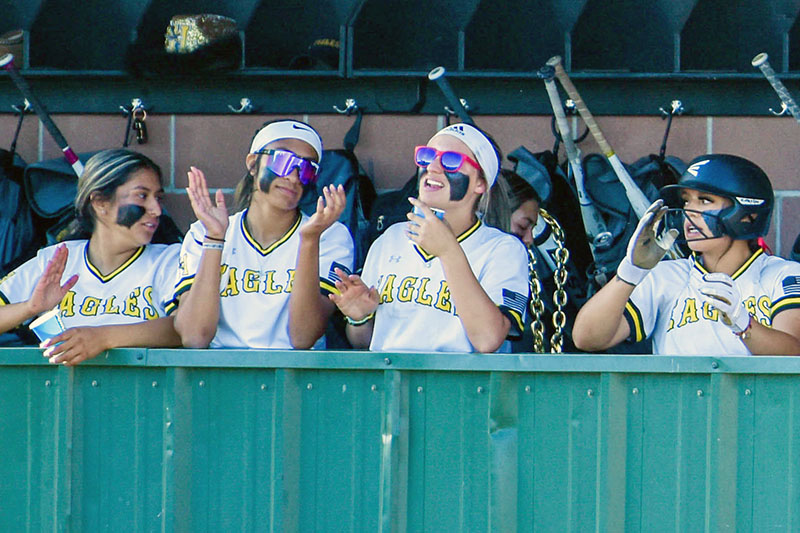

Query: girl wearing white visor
173,120,354,349
331,123,529,353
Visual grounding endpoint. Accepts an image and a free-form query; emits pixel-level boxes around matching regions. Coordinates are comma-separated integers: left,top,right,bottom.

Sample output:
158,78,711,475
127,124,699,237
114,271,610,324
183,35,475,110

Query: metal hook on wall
659,100,684,117
120,98,148,146
444,98,471,117
769,101,790,116
228,98,254,114
333,98,358,115
11,98,32,114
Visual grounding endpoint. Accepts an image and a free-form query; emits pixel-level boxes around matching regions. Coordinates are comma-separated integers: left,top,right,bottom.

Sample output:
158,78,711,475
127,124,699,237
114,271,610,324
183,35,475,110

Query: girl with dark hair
574,154,800,355
173,120,354,349
0,149,181,364
330,123,529,353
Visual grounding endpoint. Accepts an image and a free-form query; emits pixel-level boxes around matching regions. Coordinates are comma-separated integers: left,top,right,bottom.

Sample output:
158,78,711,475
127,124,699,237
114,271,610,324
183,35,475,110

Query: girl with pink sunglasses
331,123,529,353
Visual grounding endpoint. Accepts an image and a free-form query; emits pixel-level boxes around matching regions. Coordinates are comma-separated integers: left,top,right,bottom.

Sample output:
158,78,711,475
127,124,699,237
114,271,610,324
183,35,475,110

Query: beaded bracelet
345,312,375,326
733,314,754,341
202,241,224,251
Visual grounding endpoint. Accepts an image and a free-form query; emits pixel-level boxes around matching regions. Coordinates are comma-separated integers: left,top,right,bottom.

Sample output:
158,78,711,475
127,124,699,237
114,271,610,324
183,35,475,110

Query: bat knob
537,65,555,81
751,52,768,67
0,53,14,69
428,66,446,81
546,55,563,68
593,231,614,250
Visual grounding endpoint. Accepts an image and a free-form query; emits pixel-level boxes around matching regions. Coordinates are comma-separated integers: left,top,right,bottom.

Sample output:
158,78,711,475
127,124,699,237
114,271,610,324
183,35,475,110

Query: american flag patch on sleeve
502,289,527,315
329,262,352,282
782,275,800,295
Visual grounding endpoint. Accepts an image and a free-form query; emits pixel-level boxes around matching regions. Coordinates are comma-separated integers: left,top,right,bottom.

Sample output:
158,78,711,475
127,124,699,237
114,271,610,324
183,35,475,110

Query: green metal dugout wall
1,348,799,531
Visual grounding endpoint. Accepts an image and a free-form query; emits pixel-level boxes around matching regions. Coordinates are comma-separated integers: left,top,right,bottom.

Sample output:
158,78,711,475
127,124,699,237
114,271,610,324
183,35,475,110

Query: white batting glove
698,273,751,333
616,199,679,286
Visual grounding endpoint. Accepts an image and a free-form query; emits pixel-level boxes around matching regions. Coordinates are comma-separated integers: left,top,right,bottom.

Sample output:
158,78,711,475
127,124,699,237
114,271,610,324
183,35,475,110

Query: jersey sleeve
0,247,53,306
173,221,206,304
478,236,530,340
623,269,662,343
318,222,355,296
151,244,181,316
768,262,800,319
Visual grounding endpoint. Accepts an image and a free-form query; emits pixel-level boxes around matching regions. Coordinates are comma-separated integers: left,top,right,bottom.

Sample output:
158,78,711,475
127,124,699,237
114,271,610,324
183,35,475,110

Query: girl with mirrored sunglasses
173,119,355,349
573,154,800,355
330,123,530,353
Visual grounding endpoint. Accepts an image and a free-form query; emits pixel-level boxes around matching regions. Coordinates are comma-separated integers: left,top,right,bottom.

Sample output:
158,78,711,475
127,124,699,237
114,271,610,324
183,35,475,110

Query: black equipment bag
298,109,375,271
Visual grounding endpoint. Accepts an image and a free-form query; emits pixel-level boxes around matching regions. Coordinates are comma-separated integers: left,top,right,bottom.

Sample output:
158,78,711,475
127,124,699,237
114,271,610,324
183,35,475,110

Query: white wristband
616,257,649,286
202,242,224,251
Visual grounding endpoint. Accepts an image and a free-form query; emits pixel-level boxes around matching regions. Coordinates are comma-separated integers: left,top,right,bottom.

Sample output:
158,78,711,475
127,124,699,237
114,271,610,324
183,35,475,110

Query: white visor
249,120,323,163
430,123,499,187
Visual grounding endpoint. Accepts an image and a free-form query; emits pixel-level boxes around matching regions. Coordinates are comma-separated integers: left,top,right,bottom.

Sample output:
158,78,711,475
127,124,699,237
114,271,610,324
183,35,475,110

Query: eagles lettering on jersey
0,240,179,329
362,221,529,352
623,249,800,355
173,209,354,349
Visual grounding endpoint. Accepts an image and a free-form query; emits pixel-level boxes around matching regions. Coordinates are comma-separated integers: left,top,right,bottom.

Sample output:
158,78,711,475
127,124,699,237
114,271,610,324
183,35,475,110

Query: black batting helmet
660,154,773,240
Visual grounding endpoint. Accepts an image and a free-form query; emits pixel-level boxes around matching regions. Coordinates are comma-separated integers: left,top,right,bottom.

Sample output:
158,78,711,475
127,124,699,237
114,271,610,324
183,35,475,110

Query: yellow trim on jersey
241,211,301,256
174,275,196,298
503,307,525,333
85,245,145,283
164,299,178,315
624,300,645,342
691,249,763,280
413,219,482,262
320,278,341,296
0,292,8,306
770,296,800,318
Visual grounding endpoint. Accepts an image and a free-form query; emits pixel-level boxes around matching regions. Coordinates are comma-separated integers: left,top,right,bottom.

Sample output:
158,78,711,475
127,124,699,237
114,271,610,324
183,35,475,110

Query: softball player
0,149,181,364
172,120,354,349
574,154,800,355
331,123,529,353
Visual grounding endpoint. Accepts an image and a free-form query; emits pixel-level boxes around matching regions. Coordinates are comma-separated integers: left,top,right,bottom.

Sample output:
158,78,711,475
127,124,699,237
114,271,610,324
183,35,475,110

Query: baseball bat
539,65,612,251
752,52,800,125
1,53,84,177
546,55,651,219
428,66,475,126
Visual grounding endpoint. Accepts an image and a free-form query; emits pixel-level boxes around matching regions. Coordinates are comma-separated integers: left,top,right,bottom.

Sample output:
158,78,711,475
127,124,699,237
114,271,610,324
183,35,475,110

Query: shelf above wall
2,0,800,115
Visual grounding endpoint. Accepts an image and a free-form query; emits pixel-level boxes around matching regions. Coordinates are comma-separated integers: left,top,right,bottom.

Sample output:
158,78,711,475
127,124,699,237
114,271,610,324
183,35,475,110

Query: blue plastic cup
29,308,65,343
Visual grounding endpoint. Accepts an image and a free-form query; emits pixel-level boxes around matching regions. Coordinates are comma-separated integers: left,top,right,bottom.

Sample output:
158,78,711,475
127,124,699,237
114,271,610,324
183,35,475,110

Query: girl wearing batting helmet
330,123,529,353
0,149,182,364
574,154,800,355
173,120,354,349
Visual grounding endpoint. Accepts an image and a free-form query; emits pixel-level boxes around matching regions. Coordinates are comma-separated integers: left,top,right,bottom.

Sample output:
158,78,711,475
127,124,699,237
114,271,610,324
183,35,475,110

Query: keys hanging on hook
131,99,148,144
120,98,148,146
333,98,358,115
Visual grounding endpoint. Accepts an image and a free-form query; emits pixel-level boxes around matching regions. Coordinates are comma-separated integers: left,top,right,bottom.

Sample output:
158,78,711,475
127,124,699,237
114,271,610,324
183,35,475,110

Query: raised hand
405,197,457,258
328,267,379,321
617,199,678,285
186,166,228,239
300,184,346,239
27,244,78,316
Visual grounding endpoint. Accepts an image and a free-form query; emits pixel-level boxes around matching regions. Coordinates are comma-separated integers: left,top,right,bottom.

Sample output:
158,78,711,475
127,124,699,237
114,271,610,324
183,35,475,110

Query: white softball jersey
361,220,529,352
0,240,180,327
173,209,354,349
624,249,800,355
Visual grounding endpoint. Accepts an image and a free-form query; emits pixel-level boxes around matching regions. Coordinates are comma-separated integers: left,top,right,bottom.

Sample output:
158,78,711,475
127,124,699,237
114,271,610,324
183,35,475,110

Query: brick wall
2,113,799,257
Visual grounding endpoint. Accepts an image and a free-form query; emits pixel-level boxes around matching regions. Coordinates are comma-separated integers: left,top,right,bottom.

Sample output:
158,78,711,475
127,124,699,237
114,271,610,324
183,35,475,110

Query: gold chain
526,246,545,353
540,209,569,353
